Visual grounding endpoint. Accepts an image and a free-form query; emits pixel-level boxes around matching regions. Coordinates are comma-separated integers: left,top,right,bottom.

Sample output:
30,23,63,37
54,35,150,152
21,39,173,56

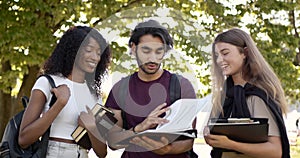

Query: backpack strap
40,74,56,89
21,74,57,109
38,74,57,108
169,74,181,104
118,76,131,130
21,96,29,108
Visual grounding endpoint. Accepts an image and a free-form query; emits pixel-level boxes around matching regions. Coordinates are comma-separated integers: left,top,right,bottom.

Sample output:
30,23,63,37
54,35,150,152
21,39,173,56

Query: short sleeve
104,80,122,110
247,95,280,136
31,76,52,102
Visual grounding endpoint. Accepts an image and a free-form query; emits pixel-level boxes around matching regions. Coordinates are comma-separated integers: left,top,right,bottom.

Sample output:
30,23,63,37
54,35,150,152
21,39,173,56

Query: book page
155,95,212,132
209,117,264,126
209,122,260,126
116,95,212,145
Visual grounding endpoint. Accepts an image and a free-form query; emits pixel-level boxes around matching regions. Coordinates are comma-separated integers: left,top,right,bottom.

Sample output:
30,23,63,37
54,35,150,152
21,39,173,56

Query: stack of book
71,103,117,149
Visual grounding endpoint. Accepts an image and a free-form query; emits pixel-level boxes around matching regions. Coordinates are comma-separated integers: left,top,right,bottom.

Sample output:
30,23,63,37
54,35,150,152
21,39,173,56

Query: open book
208,117,269,143
117,96,212,145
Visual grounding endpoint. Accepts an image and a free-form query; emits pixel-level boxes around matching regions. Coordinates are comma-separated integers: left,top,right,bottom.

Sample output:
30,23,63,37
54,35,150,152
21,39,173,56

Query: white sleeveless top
32,74,101,140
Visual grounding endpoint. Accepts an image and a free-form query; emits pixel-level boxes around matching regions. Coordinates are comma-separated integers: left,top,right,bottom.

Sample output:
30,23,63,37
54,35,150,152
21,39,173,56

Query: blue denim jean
46,140,88,158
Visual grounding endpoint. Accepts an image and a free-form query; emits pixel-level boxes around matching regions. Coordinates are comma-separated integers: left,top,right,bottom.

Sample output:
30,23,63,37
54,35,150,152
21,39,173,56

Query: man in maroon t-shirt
105,20,197,158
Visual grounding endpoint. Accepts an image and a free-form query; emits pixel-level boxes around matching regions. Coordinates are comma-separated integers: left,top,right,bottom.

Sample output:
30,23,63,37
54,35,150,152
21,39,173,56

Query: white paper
116,95,213,145
155,95,212,133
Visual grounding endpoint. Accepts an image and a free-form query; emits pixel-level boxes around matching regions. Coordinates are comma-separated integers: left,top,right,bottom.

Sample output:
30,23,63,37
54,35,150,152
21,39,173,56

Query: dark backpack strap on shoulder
169,73,181,104
21,74,56,109
38,74,57,108
21,96,29,108
118,76,131,130
40,74,56,89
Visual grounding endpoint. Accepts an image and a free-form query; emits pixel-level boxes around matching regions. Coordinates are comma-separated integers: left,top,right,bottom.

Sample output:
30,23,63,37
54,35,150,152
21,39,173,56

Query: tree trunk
0,65,40,139
0,92,12,139
0,60,12,139
15,65,41,113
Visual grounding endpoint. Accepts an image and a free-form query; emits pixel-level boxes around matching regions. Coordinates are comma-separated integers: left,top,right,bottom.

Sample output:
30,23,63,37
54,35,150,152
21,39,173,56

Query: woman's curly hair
43,26,111,97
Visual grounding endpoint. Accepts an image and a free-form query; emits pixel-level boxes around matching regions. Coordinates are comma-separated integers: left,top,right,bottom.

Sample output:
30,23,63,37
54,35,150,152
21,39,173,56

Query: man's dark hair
43,26,111,96
128,20,173,51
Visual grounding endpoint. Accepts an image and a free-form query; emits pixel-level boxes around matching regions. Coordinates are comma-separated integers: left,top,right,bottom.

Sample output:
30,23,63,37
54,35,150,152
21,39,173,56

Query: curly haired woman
18,26,111,158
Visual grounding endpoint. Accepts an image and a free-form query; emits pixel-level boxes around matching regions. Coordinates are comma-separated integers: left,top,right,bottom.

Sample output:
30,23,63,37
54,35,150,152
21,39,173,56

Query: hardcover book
71,103,117,149
208,117,269,143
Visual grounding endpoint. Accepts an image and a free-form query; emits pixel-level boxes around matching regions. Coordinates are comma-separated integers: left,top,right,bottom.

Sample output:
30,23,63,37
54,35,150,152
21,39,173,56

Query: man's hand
130,136,171,155
127,103,172,154
134,103,170,133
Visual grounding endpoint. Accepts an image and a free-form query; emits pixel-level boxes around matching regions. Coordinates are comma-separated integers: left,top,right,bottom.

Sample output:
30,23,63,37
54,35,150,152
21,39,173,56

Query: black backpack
118,73,198,158
0,74,57,158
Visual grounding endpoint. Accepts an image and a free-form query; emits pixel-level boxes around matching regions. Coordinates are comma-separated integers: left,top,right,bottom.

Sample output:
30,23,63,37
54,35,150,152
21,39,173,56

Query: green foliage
0,0,300,110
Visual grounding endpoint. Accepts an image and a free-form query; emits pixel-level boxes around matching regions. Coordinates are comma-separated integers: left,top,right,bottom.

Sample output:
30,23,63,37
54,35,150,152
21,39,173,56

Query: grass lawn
291,139,300,158
286,137,300,158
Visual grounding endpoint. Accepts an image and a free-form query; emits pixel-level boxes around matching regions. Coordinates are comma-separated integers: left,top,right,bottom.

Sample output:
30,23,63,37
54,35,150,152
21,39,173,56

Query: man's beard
135,50,162,75
139,62,161,75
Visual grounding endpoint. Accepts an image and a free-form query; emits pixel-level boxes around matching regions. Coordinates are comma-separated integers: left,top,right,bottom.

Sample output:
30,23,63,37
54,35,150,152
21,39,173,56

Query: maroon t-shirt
105,70,196,158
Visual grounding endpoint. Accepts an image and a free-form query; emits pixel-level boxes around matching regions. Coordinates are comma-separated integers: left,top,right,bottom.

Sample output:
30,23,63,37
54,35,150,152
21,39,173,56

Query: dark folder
208,118,269,143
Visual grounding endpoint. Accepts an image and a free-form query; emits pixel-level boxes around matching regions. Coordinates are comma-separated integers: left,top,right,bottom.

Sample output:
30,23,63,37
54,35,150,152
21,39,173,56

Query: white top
32,75,101,140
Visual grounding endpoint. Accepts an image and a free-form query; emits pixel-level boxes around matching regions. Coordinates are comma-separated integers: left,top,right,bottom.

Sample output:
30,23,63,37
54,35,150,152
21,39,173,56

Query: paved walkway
88,141,212,158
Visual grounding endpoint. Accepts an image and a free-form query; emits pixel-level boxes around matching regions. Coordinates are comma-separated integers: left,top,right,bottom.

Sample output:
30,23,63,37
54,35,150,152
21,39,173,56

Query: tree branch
289,9,300,65
92,0,143,26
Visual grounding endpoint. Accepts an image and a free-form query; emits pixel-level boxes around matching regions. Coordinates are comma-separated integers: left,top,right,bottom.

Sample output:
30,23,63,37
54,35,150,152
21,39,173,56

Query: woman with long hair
204,28,290,158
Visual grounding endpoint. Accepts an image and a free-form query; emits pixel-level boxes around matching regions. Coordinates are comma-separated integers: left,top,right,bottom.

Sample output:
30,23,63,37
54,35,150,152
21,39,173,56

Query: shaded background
1,0,300,156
